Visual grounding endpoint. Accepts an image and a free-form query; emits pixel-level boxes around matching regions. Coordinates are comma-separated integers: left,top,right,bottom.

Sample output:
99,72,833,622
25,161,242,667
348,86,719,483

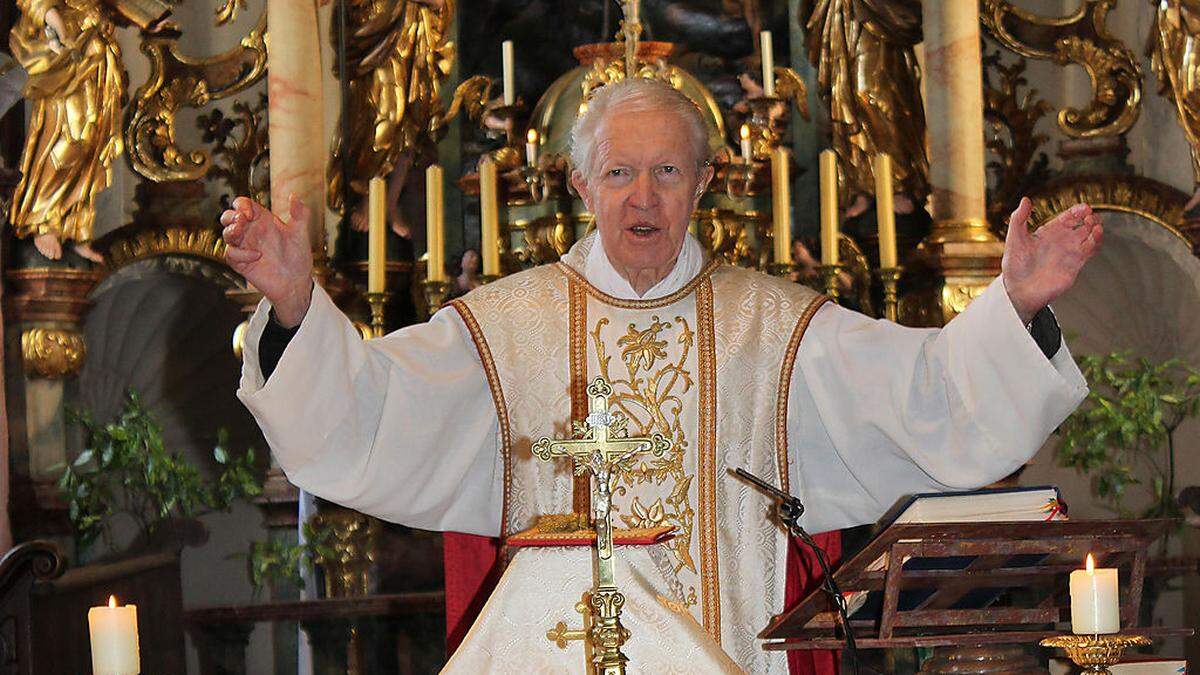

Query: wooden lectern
760,520,1192,673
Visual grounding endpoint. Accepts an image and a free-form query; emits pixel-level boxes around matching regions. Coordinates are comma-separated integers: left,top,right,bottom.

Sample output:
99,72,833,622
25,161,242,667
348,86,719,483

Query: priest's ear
571,169,594,211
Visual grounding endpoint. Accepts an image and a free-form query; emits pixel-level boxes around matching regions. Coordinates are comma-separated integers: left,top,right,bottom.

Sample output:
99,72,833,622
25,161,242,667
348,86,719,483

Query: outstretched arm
788,201,1101,534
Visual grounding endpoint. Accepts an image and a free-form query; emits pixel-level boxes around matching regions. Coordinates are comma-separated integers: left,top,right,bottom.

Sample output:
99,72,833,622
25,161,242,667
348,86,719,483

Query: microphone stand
731,468,862,675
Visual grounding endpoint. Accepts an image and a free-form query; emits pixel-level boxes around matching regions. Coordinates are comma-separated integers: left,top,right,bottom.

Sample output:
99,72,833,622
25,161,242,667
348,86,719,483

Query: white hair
569,78,711,178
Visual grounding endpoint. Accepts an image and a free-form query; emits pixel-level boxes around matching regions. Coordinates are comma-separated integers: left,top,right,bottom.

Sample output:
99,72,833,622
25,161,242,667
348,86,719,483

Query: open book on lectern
845,485,1067,617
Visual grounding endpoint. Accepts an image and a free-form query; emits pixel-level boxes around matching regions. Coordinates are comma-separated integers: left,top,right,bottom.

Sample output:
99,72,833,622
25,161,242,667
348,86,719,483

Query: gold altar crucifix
532,376,671,675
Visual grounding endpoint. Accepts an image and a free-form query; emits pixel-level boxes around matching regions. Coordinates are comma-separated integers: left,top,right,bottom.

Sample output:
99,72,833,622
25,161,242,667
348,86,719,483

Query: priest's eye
607,168,629,177
659,165,679,174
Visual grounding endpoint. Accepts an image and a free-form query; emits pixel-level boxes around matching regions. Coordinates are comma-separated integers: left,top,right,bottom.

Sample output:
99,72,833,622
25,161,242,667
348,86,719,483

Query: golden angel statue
1149,0,1200,218
9,0,172,262
327,0,453,237
805,0,928,216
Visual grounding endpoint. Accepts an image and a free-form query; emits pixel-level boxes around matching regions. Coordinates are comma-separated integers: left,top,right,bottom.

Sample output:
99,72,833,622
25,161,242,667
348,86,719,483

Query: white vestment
237,232,1087,673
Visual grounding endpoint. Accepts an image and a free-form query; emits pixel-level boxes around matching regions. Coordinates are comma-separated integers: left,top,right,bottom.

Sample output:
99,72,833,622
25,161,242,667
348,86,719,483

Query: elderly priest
222,78,1102,673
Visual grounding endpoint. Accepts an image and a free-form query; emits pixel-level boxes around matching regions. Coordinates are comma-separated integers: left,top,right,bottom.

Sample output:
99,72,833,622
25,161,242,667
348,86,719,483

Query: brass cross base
546,588,631,675
1039,634,1153,674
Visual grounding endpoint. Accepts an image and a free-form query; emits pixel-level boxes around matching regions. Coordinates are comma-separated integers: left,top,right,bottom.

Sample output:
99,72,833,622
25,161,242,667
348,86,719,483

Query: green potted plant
58,390,263,559
1056,352,1200,523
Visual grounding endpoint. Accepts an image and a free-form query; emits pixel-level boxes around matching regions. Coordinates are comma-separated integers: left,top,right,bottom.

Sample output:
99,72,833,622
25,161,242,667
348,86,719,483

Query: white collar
583,231,704,300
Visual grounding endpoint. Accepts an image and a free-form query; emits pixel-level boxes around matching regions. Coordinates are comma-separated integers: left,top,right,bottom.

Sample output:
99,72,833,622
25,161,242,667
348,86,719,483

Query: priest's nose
628,171,659,210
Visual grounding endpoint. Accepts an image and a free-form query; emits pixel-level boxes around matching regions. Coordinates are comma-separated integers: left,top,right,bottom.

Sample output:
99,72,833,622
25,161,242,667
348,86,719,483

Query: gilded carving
125,12,268,183
9,0,172,261
805,0,929,205
591,315,697,604
21,327,85,378
198,95,270,207
99,226,228,270
942,283,989,316
512,213,576,267
1148,0,1200,214
980,0,1141,138
327,0,492,233
309,508,381,598
1026,174,1190,237
983,53,1051,225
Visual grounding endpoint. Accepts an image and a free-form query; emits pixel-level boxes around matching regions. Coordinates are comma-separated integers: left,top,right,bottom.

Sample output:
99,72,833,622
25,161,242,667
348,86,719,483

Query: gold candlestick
876,266,902,322
421,279,448,318
365,292,389,339
1040,634,1152,674
818,264,844,302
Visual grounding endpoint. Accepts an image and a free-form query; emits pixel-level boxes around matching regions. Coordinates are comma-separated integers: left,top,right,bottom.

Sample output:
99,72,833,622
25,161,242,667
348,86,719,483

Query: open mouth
628,222,659,237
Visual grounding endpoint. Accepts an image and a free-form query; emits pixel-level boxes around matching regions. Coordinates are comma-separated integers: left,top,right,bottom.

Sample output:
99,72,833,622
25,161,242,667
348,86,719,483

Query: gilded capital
21,328,85,379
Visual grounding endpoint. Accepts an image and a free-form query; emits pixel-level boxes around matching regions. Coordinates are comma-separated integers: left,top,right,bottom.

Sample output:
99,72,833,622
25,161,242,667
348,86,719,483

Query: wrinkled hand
1002,197,1104,324
221,194,314,327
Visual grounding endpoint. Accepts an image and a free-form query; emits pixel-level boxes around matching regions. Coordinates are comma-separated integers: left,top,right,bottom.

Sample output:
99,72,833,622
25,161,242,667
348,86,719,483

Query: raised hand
221,194,314,327
1002,197,1104,324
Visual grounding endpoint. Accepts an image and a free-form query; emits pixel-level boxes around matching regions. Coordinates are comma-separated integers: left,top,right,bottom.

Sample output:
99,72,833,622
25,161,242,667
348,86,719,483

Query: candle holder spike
1040,634,1152,674
421,280,448,318
365,291,390,339
767,262,799,279
817,264,844,302
875,266,903,322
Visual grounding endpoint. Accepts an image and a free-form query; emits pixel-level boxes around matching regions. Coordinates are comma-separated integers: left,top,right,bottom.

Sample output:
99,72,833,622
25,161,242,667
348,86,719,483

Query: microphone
729,467,862,675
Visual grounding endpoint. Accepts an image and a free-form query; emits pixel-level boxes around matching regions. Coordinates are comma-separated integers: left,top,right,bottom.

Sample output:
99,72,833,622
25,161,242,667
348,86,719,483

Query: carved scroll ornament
980,0,1141,138
125,13,267,182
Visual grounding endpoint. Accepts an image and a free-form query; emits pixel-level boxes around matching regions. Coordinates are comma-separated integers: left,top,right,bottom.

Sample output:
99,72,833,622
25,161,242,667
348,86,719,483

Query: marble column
922,0,995,244
909,0,1003,327
267,0,326,254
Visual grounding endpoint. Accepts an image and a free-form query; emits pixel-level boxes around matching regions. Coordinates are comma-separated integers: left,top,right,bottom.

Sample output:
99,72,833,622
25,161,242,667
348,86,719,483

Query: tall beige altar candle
267,0,325,249
1070,553,1120,635
479,156,501,276
426,165,445,282
760,31,775,97
922,0,992,241
367,177,386,293
501,41,515,106
739,124,752,162
771,146,792,265
874,153,897,268
819,150,839,266
89,595,139,675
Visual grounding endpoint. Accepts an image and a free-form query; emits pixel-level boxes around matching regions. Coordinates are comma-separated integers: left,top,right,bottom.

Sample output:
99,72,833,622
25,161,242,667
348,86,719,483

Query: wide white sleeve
787,275,1088,534
237,284,504,537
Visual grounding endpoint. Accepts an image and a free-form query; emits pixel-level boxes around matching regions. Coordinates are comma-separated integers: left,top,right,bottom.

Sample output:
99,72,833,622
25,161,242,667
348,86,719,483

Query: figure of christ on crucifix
531,376,672,673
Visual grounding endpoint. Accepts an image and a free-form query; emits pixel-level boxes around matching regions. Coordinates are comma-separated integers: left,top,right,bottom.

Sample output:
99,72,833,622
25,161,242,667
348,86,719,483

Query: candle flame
740,124,750,140
527,128,538,144
108,595,117,608
1086,553,1095,572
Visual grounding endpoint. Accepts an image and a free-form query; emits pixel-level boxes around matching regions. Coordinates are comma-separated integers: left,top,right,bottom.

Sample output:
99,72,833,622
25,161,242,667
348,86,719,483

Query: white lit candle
425,165,445,283
761,31,775,97
367,177,387,293
1070,553,1120,635
479,156,501,276
526,128,539,167
874,153,897,268
501,40,515,106
740,124,752,162
89,595,139,675
819,150,839,266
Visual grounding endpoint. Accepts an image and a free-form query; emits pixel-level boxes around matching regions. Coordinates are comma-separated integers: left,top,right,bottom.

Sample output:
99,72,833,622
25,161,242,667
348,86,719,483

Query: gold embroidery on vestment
590,314,699,597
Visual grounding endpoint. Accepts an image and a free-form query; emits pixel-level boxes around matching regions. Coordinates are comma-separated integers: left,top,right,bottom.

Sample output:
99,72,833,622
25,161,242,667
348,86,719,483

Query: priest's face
572,109,713,277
